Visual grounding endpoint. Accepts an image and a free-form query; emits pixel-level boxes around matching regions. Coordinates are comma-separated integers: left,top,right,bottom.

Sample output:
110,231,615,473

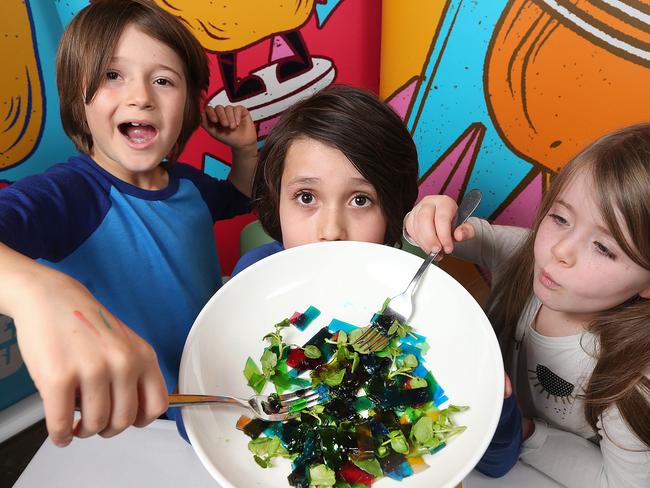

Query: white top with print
452,217,650,488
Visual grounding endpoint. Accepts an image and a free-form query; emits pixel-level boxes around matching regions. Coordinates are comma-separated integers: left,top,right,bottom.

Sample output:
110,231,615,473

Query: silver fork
168,384,329,421
352,189,483,353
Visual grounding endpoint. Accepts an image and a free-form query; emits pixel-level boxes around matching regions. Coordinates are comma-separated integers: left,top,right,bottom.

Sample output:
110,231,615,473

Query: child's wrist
232,142,257,158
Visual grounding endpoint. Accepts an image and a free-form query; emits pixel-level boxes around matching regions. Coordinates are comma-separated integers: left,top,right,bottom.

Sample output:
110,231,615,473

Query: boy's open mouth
118,122,157,144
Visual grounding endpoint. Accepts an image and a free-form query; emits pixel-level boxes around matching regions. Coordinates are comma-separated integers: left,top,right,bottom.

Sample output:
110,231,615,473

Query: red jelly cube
338,461,375,486
287,347,307,369
286,347,323,371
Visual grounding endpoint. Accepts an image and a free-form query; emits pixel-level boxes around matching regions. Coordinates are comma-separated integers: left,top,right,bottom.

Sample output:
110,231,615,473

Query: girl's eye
549,213,568,225
154,78,172,86
105,71,120,81
351,195,372,207
594,241,616,259
297,192,314,205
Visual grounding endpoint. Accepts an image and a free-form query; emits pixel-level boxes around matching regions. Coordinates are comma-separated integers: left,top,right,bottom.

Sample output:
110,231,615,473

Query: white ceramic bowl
180,241,503,488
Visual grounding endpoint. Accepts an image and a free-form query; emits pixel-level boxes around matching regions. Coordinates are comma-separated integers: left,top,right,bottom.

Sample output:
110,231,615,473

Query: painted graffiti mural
385,0,650,229
2,0,649,414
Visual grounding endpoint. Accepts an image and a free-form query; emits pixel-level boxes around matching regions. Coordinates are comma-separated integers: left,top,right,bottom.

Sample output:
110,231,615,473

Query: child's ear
639,286,650,299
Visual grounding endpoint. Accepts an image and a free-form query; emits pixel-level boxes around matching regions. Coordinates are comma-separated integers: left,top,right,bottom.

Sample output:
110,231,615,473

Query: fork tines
265,384,330,417
350,314,396,354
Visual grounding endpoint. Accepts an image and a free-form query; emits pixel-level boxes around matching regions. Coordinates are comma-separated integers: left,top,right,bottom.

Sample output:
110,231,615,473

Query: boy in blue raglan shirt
0,0,256,447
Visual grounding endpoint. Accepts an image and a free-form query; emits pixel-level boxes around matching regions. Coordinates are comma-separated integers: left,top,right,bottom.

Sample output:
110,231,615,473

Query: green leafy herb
321,367,346,387
387,353,418,379
248,436,291,468
303,345,322,359
260,349,278,378
243,357,266,393
352,457,383,477
263,318,291,358
409,376,428,389
384,430,409,454
309,464,336,487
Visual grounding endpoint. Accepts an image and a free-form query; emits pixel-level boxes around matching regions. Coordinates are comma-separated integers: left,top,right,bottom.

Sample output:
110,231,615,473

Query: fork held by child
352,189,483,353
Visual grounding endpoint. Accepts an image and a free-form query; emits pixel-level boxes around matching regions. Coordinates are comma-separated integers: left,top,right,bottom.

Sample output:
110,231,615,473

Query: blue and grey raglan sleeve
171,163,251,222
0,164,111,262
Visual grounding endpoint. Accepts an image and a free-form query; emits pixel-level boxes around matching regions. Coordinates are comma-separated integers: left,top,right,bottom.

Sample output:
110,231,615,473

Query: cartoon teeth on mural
156,0,337,122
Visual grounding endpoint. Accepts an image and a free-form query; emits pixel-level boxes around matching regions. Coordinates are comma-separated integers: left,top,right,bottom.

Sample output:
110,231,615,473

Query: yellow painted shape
155,0,314,52
0,0,43,169
380,1,446,99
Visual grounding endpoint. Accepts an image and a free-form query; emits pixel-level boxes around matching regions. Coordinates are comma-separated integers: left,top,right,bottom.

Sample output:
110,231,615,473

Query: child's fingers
132,351,168,428
405,203,438,253
504,373,513,399
232,105,249,126
214,105,239,129
203,105,218,124
432,204,457,254
73,368,111,438
220,105,237,128
99,339,140,437
41,378,76,447
416,201,450,254
453,222,476,242
100,377,138,438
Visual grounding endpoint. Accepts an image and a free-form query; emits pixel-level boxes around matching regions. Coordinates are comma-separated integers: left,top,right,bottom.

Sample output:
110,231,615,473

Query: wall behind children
380,0,650,296
2,0,649,413
0,0,381,413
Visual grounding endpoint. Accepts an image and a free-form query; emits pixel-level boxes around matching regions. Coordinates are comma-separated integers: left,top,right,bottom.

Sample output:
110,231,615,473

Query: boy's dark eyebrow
285,177,320,186
109,57,184,78
285,176,374,187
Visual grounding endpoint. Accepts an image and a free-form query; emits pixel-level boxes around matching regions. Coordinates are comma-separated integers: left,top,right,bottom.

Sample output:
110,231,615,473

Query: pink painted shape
417,124,484,202
271,35,294,62
445,133,481,200
258,115,281,137
387,79,418,121
493,172,543,228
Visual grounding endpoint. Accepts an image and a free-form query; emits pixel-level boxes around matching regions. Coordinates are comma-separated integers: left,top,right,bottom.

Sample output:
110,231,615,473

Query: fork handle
168,393,242,407
403,189,483,296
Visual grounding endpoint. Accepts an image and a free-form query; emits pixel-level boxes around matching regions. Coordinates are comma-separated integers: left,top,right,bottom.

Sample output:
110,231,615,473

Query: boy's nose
126,80,154,109
318,207,347,242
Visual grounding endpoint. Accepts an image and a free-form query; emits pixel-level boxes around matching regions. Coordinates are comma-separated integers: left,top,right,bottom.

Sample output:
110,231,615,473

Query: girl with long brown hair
404,124,650,486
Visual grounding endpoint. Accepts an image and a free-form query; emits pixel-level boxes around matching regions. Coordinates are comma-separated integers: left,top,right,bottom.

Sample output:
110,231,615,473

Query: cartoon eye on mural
155,0,337,122
1,0,44,171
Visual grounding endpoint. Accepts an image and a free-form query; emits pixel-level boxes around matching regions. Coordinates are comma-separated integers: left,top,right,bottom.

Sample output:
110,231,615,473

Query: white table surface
0,393,44,443
14,418,561,488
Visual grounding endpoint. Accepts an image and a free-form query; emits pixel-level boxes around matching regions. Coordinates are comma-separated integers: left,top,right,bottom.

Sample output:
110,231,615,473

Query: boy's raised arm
201,104,258,197
0,242,168,446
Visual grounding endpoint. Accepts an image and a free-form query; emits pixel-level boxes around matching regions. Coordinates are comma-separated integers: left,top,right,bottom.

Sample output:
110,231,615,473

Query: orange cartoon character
155,0,335,121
